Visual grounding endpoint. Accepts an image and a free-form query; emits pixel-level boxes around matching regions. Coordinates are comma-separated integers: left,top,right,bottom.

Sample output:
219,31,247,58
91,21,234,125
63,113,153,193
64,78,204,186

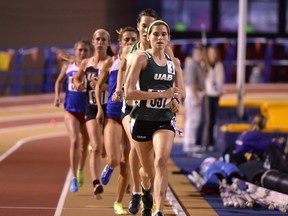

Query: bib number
146,89,171,109
88,90,108,105
68,77,87,92
68,77,77,92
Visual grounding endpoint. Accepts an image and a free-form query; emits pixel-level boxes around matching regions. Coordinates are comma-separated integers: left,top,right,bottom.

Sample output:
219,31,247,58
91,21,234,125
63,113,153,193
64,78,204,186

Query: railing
0,38,288,96
0,46,73,96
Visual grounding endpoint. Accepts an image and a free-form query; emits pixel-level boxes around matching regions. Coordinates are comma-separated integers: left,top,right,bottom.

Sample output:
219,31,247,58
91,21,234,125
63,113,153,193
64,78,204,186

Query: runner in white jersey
54,39,92,193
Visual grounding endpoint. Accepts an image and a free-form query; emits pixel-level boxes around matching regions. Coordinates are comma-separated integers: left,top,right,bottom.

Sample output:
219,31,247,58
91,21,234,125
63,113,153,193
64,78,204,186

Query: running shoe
101,165,114,185
114,202,128,215
141,186,153,216
70,177,78,192
154,210,164,216
77,170,84,187
88,144,93,152
128,193,141,214
94,183,104,199
142,186,153,209
153,203,156,214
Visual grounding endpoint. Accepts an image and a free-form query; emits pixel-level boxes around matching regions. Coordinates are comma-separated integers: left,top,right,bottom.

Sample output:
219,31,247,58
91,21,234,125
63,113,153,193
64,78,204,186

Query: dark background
0,0,136,48
1,0,288,48
0,0,287,96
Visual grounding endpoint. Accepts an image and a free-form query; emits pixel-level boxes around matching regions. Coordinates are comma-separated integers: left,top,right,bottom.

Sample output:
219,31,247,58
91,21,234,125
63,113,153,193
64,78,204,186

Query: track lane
0,95,69,216
0,134,69,216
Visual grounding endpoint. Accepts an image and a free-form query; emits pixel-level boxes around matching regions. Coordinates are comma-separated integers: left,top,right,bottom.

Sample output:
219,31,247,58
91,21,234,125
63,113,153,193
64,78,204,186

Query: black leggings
196,96,219,147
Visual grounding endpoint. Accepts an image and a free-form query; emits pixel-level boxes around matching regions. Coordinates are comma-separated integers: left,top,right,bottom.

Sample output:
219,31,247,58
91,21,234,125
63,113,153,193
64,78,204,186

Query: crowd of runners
54,8,186,216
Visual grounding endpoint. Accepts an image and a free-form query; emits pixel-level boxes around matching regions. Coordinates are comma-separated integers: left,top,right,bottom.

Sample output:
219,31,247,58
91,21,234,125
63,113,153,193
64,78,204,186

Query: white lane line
0,131,70,216
54,170,72,216
0,132,66,162
167,186,187,216
0,206,56,210
1,98,70,215
53,186,187,216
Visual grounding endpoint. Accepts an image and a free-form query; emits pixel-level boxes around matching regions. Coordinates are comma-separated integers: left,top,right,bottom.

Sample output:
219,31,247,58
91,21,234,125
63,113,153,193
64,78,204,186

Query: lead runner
124,19,185,216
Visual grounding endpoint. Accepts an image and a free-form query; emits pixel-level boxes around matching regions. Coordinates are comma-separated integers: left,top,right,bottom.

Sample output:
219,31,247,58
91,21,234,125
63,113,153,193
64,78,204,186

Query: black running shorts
85,104,106,122
130,118,174,142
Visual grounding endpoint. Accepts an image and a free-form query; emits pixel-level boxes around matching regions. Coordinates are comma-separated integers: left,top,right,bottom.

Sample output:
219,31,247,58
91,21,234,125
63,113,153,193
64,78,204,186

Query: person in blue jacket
235,114,285,161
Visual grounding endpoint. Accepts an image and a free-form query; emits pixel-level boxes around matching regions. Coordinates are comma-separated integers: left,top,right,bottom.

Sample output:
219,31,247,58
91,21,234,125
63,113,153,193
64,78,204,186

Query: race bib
88,90,108,105
146,89,171,109
68,77,87,92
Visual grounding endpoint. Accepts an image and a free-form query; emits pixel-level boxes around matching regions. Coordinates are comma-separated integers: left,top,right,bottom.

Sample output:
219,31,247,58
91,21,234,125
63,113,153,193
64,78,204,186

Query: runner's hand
54,97,62,107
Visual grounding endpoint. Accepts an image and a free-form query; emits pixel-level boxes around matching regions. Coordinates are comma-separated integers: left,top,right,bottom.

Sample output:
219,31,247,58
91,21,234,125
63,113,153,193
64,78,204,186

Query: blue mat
170,144,286,215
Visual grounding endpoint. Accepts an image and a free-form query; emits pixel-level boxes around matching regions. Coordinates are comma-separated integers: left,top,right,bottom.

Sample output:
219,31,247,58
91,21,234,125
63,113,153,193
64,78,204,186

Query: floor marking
0,132,66,162
167,187,187,216
54,170,72,216
0,131,70,216
0,206,56,210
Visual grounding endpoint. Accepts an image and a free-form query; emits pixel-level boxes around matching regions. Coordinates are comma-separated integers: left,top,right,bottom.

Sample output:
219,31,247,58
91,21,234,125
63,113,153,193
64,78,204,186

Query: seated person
235,114,284,158
223,114,286,165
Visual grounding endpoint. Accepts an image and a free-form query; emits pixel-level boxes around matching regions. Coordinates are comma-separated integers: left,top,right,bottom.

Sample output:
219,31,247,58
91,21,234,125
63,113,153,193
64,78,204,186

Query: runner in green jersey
124,19,185,216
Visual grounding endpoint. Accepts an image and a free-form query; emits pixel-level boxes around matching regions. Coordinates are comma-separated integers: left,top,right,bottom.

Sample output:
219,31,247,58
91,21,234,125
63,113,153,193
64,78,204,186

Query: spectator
235,114,285,158
249,63,264,84
183,47,205,153
197,46,225,152
222,114,286,166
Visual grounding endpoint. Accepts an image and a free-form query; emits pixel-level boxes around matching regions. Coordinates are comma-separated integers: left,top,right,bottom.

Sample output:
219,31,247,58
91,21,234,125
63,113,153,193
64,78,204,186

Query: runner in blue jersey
95,26,138,215
73,29,114,198
54,39,92,193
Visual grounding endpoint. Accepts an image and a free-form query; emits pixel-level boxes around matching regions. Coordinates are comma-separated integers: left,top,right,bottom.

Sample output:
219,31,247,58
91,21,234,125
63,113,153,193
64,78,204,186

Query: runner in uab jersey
73,28,114,198
129,50,177,136
112,8,159,215
124,20,184,216
113,10,185,216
